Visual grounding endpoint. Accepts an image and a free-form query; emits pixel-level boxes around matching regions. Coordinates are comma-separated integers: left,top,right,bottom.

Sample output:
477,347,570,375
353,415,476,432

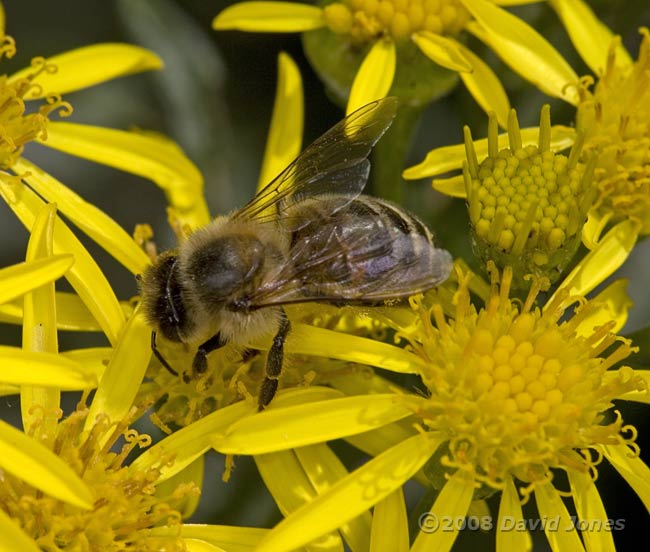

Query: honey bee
138,98,452,409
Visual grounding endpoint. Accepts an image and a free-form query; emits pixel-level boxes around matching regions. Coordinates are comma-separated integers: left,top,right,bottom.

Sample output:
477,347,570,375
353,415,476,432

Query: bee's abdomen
289,195,451,300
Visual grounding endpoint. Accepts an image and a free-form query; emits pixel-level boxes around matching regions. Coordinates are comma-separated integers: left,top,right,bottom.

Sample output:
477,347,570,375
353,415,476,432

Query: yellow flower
408,2,650,250
461,105,598,285
209,261,649,552
574,28,650,240
213,0,579,120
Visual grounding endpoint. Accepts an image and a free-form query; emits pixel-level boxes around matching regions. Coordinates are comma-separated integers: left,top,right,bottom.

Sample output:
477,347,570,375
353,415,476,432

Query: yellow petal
61,348,111,381
549,219,638,302
0,347,97,389
404,125,575,179
432,175,466,197
497,476,532,552
42,122,209,229
601,444,650,511
0,418,93,509
347,39,396,115
574,279,631,337
255,432,444,552
213,2,324,32
412,32,472,72
567,469,616,552
534,481,585,551
0,293,132,332
258,52,303,190
0,384,19,397
461,0,579,104
22,203,61,432
15,158,150,275
494,0,543,4
549,0,632,75
0,508,40,552
214,394,416,455
295,444,372,552
370,489,408,552
249,323,427,373
0,255,73,305
345,421,417,462
254,450,346,550
184,539,226,552
8,44,162,98
411,470,474,552
0,176,125,344
150,524,267,550
256,450,317,514
582,210,613,250
130,399,255,482
84,307,151,438
455,42,510,128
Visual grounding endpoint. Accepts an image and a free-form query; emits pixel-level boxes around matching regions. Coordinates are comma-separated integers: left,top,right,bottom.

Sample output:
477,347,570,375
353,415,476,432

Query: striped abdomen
287,195,452,302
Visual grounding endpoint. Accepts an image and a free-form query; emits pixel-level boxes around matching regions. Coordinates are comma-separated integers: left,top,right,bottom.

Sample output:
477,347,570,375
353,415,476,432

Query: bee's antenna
151,331,179,377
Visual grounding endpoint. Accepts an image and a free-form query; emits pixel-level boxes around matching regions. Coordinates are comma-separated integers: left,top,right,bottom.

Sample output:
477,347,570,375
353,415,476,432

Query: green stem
372,103,424,205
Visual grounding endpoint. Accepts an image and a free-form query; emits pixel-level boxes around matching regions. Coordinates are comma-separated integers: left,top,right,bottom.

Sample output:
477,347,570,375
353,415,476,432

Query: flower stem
371,103,423,204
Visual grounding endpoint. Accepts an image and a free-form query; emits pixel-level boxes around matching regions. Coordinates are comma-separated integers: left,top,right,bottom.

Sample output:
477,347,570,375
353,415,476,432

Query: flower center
0,57,72,169
408,267,641,487
464,107,593,284
323,0,470,42
1,407,196,551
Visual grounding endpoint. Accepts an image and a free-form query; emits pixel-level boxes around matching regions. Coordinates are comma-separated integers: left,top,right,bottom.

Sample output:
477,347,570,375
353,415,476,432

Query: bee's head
138,251,193,343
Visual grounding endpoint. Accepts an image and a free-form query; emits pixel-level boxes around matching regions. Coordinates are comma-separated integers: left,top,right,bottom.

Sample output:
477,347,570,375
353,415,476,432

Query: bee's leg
151,331,179,377
258,311,291,411
192,332,227,376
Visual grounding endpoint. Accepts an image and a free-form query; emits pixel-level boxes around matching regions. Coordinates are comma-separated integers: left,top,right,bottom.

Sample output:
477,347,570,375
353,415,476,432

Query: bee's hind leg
258,311,291,411
192,332,227,377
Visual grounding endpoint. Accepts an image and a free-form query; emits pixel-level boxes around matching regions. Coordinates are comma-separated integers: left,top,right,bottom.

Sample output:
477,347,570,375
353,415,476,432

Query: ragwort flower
210,261,650,552
214,0,579,120
462,105,597,286
408,3,650,251
574,28,650,243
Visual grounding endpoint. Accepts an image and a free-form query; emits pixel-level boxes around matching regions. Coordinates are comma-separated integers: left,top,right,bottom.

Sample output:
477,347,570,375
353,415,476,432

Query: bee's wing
243,200,453,309
233,97,397,226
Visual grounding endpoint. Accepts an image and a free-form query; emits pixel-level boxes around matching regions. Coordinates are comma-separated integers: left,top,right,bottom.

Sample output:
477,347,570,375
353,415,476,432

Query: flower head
214,0,579,119
577,28,650,236
2,403,195,552
464,106,595,285
322,0,470,42
411,266,640,484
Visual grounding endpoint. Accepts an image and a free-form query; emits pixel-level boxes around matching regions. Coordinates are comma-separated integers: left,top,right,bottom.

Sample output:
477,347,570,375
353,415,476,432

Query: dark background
1,1,649,550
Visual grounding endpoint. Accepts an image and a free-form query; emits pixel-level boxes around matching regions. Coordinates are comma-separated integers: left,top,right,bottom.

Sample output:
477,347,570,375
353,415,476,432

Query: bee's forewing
234,97,398,225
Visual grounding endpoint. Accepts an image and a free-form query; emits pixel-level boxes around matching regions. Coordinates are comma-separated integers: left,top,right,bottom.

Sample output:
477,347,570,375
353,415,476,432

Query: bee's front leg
192,332,227,376
258,311,291,410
